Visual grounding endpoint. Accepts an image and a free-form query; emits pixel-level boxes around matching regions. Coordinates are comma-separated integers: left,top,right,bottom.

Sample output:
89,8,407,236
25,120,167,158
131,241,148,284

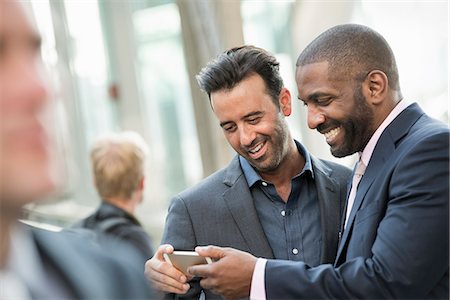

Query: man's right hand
144,244,191,295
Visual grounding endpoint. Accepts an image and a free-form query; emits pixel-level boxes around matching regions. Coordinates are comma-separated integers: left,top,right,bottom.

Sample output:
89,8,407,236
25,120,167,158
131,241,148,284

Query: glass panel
64,0,116,145
133,3,202,200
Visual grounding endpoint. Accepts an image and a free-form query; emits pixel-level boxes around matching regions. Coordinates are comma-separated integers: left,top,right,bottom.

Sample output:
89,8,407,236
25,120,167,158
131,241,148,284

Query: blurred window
132,2,202,197
352,2,448,123
64,1,117,142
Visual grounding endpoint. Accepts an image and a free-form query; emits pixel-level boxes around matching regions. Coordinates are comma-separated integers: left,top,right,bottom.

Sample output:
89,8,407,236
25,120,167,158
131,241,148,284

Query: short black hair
297,24,401,91
196,45,284,107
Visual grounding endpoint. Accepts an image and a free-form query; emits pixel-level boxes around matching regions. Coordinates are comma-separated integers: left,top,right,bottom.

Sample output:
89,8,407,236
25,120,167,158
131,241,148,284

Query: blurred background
24,0,448,247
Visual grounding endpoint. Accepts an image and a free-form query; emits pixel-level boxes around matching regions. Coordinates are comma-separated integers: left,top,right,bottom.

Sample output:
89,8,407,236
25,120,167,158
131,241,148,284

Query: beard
320,86,375,158
244,114,291,173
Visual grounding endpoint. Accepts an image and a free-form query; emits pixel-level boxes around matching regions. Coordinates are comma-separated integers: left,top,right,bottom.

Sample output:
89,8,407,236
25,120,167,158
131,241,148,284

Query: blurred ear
362,70,388,105
138,177,145,191
279,88,292,116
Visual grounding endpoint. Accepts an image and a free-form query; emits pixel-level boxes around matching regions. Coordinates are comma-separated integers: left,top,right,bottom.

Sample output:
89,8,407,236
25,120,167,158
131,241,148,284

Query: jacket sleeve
161,195,204,300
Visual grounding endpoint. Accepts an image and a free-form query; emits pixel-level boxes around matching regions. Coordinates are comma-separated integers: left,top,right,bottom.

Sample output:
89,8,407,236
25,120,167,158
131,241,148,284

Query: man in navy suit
0,1,153,299
188,24,449,299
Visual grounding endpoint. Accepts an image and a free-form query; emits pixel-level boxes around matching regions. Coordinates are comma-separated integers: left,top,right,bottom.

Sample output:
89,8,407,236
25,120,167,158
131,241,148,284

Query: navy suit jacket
264,103,449,299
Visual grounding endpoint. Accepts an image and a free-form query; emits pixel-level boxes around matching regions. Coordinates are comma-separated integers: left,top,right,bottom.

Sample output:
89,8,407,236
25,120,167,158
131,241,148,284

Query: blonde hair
90,131,149,199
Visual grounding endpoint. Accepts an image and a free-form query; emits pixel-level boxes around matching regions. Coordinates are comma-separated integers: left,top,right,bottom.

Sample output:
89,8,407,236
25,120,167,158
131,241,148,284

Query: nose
239,124,256,147
307,105,325,129
14,58,49,112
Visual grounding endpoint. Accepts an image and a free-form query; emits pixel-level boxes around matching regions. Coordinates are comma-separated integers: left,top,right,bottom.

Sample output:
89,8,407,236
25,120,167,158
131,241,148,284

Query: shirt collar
239,139,314,187
360,100,413,166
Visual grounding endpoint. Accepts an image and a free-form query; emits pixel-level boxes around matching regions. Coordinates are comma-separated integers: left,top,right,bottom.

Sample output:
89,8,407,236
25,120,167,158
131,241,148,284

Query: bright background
26,0,448,246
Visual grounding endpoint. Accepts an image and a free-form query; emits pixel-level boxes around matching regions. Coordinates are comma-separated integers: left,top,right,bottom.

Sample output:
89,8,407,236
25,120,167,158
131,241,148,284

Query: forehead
210,74,273,112
0,1,38,40
295,62,341,98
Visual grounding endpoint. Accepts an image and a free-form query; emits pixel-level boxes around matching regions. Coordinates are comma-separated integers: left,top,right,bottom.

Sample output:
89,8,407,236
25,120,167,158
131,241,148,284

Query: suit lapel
336,103,424,263
311,156,342,263
221,156,274,258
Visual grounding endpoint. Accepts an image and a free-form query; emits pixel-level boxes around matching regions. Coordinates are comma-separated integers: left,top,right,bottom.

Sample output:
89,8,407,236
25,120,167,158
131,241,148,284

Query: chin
330,146,353,158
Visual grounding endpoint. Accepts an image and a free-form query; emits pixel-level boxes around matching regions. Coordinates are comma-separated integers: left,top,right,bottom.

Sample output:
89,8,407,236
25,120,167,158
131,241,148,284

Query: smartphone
163,251,213,276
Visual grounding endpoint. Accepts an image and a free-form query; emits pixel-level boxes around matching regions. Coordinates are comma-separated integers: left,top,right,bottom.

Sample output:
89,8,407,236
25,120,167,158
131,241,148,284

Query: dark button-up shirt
239,140,322,266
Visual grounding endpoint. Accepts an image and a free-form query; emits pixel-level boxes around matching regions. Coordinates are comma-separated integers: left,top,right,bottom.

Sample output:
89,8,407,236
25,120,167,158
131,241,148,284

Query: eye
316,97,333,106
247,116,260,124
0,37,8,59
222,124,237,133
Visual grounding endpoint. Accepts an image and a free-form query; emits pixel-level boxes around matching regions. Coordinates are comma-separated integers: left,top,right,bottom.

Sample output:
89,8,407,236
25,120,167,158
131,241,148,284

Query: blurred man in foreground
0,1,153,298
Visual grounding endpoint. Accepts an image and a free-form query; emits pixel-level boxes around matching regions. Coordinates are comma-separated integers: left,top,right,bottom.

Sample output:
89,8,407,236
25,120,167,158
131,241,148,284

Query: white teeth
324,127,340,139
249,143,263,154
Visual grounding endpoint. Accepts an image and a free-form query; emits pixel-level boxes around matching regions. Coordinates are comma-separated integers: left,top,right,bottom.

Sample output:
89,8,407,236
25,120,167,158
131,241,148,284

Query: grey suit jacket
31,227,154,299
162,153,351,299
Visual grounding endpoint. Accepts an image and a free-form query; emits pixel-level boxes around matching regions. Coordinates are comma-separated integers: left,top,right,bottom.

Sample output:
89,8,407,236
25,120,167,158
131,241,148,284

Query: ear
138,177,145,191
362,70,388,105
278,87,292,116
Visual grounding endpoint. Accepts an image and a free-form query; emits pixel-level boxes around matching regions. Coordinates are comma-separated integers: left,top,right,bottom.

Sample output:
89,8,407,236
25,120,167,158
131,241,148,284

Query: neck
373,95,403,132
104,196,137,216
259,140,305,201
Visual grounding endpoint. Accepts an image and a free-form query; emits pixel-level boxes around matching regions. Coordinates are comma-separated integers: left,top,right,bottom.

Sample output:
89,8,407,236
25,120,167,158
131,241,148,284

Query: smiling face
211,74,292,174
296,62,375,157
0,0,54,211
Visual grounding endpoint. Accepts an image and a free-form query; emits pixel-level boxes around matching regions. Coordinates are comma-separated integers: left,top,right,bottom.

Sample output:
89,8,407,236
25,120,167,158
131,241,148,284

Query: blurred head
196,46,294,174
90,131,149,201
296,24,402,157
0,0,54,213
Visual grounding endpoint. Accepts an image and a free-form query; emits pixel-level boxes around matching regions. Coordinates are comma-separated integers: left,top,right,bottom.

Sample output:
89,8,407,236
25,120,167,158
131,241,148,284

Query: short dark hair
296,24,401,91
196,45,284,107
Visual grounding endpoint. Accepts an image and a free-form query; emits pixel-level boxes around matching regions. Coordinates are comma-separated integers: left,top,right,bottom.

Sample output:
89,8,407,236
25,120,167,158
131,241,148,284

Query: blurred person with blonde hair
73,131,154,263
0,1,154,298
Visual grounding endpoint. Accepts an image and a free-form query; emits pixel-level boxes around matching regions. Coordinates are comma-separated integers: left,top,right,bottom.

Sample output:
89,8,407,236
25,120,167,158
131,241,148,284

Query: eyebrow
243,111,263,119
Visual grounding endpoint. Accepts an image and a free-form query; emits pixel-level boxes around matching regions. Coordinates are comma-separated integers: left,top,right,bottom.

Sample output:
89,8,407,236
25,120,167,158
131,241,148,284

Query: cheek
0,147,54,203
224,132,241,151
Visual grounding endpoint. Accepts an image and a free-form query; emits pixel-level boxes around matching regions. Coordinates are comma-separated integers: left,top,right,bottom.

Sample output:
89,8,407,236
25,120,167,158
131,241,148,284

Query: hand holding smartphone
163,251,213,276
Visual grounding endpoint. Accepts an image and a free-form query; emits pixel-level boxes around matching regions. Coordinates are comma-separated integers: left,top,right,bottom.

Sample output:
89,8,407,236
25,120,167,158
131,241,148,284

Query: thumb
156,244,174,260
195,245,225,259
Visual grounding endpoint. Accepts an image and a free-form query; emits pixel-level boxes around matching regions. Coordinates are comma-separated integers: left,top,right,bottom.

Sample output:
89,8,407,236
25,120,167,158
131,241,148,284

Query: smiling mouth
249,142,263,154
323,127,341,143
247,141,266,159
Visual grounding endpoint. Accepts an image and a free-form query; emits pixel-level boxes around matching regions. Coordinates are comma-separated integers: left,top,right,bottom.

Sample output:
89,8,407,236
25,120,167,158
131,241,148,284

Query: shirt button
281,210,286,216
292,248,299,255
261,181,268,187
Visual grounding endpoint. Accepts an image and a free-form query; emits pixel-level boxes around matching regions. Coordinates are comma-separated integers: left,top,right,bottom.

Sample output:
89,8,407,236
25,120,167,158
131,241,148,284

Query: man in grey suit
145,45,351,299
0,1,153,298
188,25,449,299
